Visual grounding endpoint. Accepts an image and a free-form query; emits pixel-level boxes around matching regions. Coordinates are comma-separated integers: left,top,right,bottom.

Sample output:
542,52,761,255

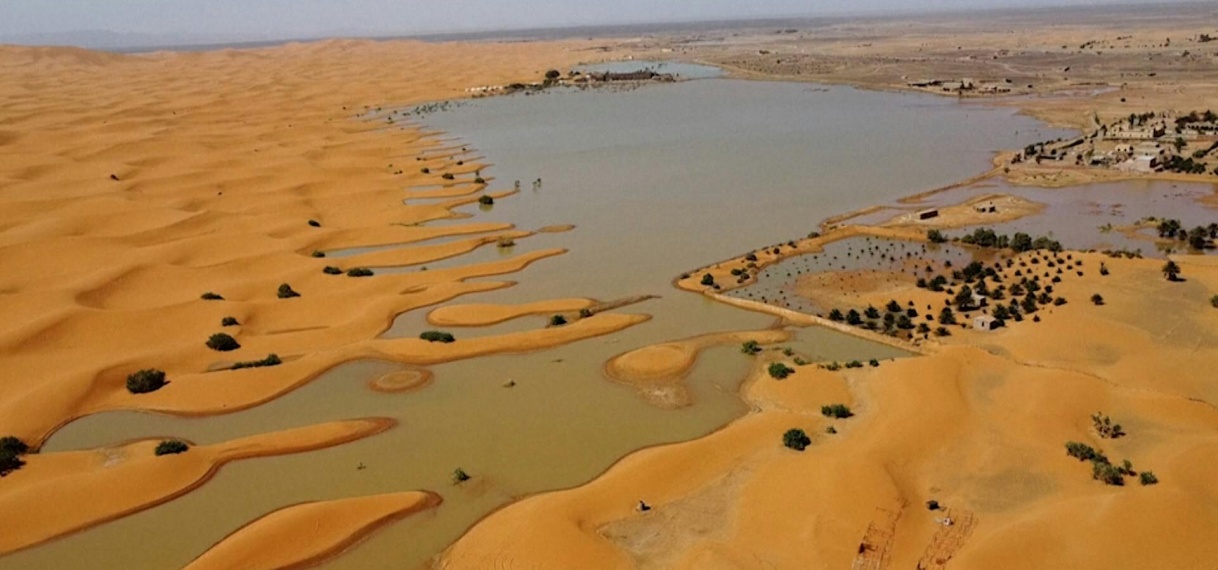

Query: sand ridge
0,418,394,555
184,491,442,570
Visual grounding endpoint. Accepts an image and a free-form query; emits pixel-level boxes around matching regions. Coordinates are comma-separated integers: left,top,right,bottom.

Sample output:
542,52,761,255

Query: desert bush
323,266,343,275
478,195,494,205
1211,295,1218,309
277,284,300,298
308,219,321,227
1065,441,1104,463
1090,293,1104,306
782,428,811,451
938,308,956,325
700,274,715,286
221,316,239,327
311,250,326,258
549,315,568,327
741,340,761,355
768,362,795,380
0,436,28,457
231,354,282,370
934,326,951,337
828,309,844,321
821,404,854,419
442,173,455,180
845,360,864,369
474,176,486,184
452,467,471,483
1091,412,1125,439
155,440,189,456
1139,471,1159,486
420,331,455,343
126,369,167,394
927,229,947,243
865,306,881,319
420,167,430,174
200,292,224,301
1163,260,1182,281
869,359,880,367
497,237,516,248
0,451,24,476
1092,461,1125,486
579,308,593,319
206,333,241,352
346,268,374,277
926,500,941,511
846,309,863,326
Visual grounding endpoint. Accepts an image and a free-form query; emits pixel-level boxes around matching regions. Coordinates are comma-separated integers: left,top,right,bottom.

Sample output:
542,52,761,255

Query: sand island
1,2,1217,569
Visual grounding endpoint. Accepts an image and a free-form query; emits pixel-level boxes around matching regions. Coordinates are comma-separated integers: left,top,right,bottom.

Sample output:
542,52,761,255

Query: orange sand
0,419,393,555
185,491,441,570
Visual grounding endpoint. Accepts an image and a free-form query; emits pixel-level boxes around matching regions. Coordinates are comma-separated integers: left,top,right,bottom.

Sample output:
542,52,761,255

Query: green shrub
307,220,321,228
0,436,29,457
934,326,951,337
1092,461,1125,486
927,229,947,243
231,354,282,370
782,428,811,451
794,357,809,366
1090,293,1104,306
869,359,880,367
421,167,430,174
478,195,494,205
420,331,456,343
700,274,715,286
277,284,301,298
206,333,241,352
221,316,239,327
0,451,25,476
452,467,471,483
741,340,761,355
346,268,374,277
1139,471,1159,486
155,440,189,456
926,500,941,511
768,362,795,380
825,426,837,434
126,369,167,394
579,308,593,319
475,176,486,184
200,292,224,301
323,266,343,275
1065,441,1105,463
845,360,864,369
311,250,326,258
821,404,853,419
828,309,844,321
442,173,455,180
1211,295,1218,308
549,315,568,327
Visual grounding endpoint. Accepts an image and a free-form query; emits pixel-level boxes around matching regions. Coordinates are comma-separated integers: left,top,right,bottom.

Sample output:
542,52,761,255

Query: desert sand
5,4,1218,568
184,491,442,570
0,36,655,565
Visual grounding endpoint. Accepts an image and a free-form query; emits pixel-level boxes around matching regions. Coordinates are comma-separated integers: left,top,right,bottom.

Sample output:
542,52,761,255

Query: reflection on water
23,75,1074,569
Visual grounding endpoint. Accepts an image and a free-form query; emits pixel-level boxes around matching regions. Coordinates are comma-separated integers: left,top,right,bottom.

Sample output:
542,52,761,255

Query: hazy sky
0,0,1165,40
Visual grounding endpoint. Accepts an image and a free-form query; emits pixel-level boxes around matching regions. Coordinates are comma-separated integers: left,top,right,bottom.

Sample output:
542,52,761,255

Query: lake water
12,67,1073,569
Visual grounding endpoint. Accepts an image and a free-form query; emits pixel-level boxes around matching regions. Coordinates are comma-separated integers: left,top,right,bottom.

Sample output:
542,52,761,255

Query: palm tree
1163,260,1181,282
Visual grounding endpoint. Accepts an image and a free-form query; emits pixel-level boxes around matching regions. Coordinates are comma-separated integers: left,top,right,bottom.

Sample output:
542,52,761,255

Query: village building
973,315,1001,331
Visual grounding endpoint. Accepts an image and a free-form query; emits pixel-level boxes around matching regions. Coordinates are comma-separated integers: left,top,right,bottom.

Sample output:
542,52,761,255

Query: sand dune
184,491,442,570
0,418,394,555
444,251,1218,568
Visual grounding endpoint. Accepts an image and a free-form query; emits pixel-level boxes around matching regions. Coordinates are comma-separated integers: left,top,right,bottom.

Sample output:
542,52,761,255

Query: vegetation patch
821,404,854,419
231,354,282,370
155,440,190,456
768,362,795,379
277,283,301,298
478,195,494,205
323,266,343,275
420,331,456,343
782,428,811,451
206,333,241,352
221,316,239,327
200,292,224,301
126,369,167,394
346,268,374,277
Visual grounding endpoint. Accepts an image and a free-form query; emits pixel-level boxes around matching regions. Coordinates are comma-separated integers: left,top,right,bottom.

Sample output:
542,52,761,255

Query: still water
12,67,1072,569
